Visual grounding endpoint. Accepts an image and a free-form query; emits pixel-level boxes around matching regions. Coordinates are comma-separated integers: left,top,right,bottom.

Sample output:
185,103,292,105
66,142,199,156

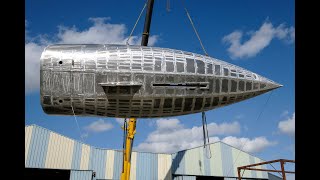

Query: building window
253,82,259,90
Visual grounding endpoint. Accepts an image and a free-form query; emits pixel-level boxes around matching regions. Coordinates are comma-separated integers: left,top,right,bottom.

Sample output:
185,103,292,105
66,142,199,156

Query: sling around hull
40,44,282,118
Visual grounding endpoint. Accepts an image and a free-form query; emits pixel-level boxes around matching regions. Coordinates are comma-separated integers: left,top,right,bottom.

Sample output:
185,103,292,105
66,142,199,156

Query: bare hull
40,44,281,118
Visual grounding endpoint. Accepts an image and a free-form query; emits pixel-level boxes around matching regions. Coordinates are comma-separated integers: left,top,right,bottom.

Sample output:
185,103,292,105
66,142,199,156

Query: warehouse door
25,168,70,180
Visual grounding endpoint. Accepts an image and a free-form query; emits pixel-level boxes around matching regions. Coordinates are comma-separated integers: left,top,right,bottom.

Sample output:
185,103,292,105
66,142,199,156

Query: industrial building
25,124,281,180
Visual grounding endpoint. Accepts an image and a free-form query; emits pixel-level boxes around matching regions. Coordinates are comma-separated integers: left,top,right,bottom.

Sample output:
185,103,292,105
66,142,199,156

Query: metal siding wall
130,152,137,180
105,150,115,179
249,155,257,178
254,157,263,178
71,141,83,169
261,163,268,179
185,148,204,175
25,126,33,165
203,147,211,176
220,142,235,177
158,154,172,180
136,152,158,180
80,144,91,170
26,126,50,168
172,151,186,175
231,147,251,178
70,170,93,180
45,132,74,169
88,148,107,179
210,142,223,176
113,150,123,180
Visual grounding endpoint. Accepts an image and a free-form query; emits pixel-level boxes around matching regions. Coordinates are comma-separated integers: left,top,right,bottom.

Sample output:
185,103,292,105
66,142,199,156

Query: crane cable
71,102,85,142
225,91,274,178
126,1,148,45
202,111,212,159
180,0,209,56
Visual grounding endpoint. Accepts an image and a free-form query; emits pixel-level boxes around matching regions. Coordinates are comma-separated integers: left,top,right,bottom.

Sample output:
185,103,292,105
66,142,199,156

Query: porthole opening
59,61,63,64
58,99,63,103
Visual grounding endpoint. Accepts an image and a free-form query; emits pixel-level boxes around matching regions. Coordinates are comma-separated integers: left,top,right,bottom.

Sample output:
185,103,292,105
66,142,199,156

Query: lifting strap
202,111,212,158
126,1,148,45
180,0,209,56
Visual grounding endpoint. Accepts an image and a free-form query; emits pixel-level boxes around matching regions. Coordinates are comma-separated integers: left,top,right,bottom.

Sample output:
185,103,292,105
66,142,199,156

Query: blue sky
25,0,295,177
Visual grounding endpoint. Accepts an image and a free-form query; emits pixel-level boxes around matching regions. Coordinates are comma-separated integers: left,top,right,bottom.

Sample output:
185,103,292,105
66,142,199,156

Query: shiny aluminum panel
40,44,282,118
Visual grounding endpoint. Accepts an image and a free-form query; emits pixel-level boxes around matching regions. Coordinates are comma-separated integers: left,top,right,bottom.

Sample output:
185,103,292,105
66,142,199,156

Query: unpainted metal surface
40,44,282,118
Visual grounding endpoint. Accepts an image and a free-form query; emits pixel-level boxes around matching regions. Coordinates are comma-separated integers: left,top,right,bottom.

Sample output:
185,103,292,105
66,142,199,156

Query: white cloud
278,112,295,136
136,118,242,153
136,118,276,154
25,17,159,94
222,136,277,153
222,20,295,59
84,119,113,133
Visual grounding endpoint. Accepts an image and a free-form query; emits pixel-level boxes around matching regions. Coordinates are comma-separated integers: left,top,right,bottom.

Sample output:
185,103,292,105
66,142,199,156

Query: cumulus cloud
222,136,277,153
222,20,295,59
84,119,113,133
278,112,295,136
25,17,158,94
135,118,277,153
